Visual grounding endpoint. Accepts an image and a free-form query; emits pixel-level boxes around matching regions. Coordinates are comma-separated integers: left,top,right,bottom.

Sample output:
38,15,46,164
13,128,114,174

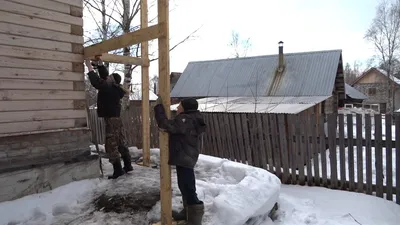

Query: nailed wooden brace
94,54,147,66
84,24,164,58
141,0,151,168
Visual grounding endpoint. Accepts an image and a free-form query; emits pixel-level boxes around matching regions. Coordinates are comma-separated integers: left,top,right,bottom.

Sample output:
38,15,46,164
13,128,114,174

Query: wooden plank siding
0,0,85,136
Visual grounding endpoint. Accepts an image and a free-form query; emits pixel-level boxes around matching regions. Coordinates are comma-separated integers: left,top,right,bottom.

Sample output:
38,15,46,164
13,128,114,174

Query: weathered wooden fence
200,112,399,204
88,101,159,148
88,108,399,204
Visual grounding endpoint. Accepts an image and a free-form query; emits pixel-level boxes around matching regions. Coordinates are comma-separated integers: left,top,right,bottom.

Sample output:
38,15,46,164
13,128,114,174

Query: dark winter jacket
154,104,206,168
87,66,126,118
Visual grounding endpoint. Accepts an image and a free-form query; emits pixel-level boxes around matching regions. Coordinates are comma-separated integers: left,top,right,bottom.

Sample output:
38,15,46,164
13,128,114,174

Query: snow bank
147,152,281,225
275,185,400,225
195,155,281,225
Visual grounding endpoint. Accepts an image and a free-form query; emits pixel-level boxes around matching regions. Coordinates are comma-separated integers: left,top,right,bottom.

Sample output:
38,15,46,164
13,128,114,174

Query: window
368,87,377,96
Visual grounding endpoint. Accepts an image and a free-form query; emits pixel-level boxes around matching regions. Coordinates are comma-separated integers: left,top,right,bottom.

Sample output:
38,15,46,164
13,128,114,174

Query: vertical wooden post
158,0,172,224
141,0,150,167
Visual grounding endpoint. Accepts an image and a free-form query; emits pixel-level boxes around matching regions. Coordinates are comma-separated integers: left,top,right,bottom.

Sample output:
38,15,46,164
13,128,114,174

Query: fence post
395,114,400,204
327,114,338,189
374,114,384,198
338,114,346,190
385,114,393,200
365,114,373,195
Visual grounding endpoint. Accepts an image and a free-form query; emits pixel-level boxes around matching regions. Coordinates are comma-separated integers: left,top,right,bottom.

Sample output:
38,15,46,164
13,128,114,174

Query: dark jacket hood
183,110,206,135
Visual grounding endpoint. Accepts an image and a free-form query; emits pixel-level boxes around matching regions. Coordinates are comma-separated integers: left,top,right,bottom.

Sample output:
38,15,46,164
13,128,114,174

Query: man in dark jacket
154,98,206,225
85,58,133,179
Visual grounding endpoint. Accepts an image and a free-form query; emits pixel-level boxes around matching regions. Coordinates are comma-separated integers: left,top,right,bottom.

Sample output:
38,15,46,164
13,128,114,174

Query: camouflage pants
104,117,130,164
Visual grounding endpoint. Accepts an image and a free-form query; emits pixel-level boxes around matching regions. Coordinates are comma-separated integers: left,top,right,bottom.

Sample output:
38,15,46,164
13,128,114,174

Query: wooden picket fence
88,101,160,148
200,112,400,204
88,107,400,204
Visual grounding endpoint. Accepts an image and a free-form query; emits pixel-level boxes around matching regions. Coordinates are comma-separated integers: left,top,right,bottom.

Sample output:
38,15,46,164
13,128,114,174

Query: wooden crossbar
97,54,144,66
84,24,164,57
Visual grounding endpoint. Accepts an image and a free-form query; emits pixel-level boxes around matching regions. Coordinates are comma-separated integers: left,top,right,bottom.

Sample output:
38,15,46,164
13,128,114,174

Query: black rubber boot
120,146,133,173
121,154,133,173
186,202,204,225
108,161,125,179
172,197,187,221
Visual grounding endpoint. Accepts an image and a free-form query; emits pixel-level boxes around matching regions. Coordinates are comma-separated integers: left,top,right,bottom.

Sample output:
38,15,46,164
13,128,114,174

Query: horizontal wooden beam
99,54,147,66
84,24,164,57
0,109,86,123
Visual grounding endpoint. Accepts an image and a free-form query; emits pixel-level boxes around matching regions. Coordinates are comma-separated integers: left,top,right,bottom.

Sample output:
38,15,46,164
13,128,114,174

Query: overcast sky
84,0,380,85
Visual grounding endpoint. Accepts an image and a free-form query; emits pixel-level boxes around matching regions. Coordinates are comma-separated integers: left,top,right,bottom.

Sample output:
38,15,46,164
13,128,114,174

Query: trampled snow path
0,148,280,225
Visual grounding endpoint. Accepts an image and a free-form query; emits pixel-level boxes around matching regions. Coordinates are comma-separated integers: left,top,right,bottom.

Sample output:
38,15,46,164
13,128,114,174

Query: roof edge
187,49,343,65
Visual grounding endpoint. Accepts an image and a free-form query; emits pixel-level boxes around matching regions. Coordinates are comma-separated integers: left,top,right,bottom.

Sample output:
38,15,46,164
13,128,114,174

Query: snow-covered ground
274,185,400,225
0,148,280,225
1,147,400,225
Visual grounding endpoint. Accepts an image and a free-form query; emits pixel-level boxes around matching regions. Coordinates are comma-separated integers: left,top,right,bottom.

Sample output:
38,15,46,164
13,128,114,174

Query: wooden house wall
0,0,86,135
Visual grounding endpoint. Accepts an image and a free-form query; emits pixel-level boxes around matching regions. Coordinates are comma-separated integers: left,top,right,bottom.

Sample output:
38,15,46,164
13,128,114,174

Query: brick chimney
278,41,284,72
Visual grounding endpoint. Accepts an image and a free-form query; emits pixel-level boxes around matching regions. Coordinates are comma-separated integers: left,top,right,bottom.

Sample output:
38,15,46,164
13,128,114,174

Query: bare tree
150,75,159,95
228,30,251,58
344,61,362,84
84,0,201,110
379,58,400,77
84,0,116,106
365,0,400,112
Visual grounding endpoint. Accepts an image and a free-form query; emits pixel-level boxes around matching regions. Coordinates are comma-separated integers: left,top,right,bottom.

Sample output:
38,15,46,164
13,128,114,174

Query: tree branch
84,0,123,27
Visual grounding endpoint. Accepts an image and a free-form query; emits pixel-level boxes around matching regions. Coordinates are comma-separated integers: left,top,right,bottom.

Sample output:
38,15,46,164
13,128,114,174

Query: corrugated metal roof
171,50,342,98
344,84,367,100
170,96,330,114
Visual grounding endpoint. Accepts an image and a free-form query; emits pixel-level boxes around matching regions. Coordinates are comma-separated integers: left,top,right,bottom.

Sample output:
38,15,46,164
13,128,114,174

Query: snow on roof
344,84,367,100
377,68,400,85
171,96,331,114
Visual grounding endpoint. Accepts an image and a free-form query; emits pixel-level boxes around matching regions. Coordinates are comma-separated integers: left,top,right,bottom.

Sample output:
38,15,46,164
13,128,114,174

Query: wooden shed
0,0,98,202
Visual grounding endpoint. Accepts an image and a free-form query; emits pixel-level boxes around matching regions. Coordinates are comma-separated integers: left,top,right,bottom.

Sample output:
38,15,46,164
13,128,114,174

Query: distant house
150,72,182,105
171,44,345,116
351,67,400,113
344,83,368,105
170,72,182,105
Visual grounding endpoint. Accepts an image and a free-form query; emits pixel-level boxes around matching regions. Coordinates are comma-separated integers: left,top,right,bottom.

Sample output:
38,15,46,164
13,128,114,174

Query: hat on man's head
180,98,198,112
111,73,122,84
